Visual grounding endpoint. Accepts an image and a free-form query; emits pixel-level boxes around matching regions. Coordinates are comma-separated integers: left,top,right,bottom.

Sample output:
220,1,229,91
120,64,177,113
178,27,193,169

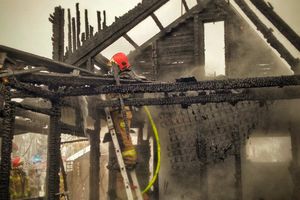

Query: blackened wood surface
0,87,15,200
89,118,101,200
76,3,81,49
0,45,95,75
65,0,171,66
45,101,61,200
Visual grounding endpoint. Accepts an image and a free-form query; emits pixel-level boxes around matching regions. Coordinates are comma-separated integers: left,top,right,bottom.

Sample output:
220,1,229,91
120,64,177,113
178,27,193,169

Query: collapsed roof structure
0,0,300,199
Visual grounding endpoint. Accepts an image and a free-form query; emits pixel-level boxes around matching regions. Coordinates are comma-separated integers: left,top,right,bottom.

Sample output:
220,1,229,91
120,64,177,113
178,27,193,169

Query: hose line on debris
142,106,161,194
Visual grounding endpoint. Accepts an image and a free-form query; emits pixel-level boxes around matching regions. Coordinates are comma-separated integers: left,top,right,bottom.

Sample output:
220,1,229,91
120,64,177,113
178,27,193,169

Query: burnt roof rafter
65,0,172,66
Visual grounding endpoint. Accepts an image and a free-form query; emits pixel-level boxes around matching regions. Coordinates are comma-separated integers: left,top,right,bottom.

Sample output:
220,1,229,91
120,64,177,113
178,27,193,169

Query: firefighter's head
110,52,131,71
12,156,23,168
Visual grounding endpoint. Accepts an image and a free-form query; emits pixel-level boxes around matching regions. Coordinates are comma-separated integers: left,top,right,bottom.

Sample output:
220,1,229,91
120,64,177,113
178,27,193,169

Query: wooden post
197,136,208,200
152,40,159,80
233,131,243,200
224,16,234,77
76,3,81,48
103,10,107,29
72,17,77,52
289,126,300,200
45,100,62,200
97,11,102,32
68,9,72,54
89,117,101,200
85,9,90,40
0,85,15,200
194,15,205,78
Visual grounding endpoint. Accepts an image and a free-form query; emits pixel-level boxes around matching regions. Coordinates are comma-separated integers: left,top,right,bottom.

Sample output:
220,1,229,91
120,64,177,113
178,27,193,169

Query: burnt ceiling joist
0,45,95,75
57,74,300,96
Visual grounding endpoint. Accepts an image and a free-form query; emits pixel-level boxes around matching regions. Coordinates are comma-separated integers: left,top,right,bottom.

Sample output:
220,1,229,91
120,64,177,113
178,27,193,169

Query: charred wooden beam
45,101,61,200
232,130,243,200
67,9,72,54
194,15,205,77
0,87,15,200
151,13,164,31
85,9,90,40
60,122,92,137
93,54,109,73
123,33,140,49
250,0,300,51
72,17,77,52
129,3,209,58
89,117,100,200
102,10,107,29
233,0,300,73
182,0,189,12
14,118,49,135
18,72,144,86
8,80,56,100
95,87,300,107
90,25,94,38
0,67,46,78
13,102,53,115
51,7,65,61
0,45,96,75
66,0,171,66
97,11,102,32
76,3,81,48
152,41,159,79
60,75,300,96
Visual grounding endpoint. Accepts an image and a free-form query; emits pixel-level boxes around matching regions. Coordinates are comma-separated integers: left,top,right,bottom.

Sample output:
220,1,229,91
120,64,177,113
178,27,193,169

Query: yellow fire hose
142,106,161,194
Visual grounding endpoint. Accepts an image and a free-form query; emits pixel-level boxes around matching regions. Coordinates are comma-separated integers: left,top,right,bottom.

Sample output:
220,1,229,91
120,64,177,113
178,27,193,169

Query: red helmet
12,156,23,168
111,52,130,71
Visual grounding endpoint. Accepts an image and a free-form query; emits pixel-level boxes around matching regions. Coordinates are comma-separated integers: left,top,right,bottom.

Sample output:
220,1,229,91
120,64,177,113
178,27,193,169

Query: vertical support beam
76,3,81,48
90,25,94,38
67,9,72,55
197,136,208,200
152,40,159,80
194,15,205,78
72,17,77,52
89,117,101,200
0,85,15,200
224,16,234,77
97,11,102,32
103,10,107,29
233,131,243,200
85,9,90,40
51,7,65,61
45,100,62,200
289,126,300,200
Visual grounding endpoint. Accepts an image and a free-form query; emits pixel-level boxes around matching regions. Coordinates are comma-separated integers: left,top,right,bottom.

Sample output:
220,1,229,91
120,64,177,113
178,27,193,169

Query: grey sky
0,0,299,74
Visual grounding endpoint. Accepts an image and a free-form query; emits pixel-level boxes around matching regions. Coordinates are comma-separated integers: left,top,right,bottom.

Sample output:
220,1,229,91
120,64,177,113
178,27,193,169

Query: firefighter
107,52,145,169
10,156,31,199
106,52,146,200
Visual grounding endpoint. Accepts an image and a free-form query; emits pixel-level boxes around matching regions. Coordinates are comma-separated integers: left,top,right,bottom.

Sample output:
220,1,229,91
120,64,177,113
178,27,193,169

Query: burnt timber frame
1,0,300,199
